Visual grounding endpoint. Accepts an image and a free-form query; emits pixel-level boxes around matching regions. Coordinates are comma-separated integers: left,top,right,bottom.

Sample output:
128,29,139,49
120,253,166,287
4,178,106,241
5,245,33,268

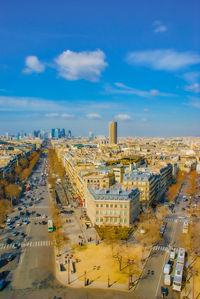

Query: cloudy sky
0,0,200,137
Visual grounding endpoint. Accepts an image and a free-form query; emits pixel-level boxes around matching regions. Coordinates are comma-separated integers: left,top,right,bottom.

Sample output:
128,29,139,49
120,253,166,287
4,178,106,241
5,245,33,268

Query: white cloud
141,118,148,122
23,56,45,73
45,113,59,117
87,113,101,119
115,114,132,121
182,72,200,83
104,82,175,97
153,20,167,33
188,97,200,108
0,96,70,112
61,113,75,119
185,83,200,93
126,49,200,71
55,49,108,82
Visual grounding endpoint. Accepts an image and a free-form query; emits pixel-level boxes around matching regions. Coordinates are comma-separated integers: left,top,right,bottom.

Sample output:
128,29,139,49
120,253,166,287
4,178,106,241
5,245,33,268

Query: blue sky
0,0,200,137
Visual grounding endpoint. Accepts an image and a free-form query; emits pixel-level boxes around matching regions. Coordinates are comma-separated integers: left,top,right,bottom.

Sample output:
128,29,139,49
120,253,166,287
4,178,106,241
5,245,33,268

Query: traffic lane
0,285,142,299
134,250,166,298
0,249,22,289
12,242,55,289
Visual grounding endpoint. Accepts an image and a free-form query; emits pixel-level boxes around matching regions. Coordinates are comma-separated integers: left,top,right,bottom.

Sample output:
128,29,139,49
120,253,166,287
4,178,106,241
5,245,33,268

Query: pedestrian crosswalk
152,245,169,252
0,240,54,250
165,217,185,223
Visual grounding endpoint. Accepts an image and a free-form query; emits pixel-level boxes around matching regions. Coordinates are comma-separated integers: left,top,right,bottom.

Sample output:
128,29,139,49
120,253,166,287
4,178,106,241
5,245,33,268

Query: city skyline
0,0,200,136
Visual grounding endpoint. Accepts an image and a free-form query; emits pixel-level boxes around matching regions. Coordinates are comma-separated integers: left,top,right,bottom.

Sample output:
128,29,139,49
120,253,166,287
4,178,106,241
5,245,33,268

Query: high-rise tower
109,121,117,145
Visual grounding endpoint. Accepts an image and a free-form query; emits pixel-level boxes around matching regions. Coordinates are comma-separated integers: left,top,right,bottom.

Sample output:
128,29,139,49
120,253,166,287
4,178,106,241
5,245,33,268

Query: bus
177,248,185,264
172,263,184,292
182,220,189,234
48,220,54,232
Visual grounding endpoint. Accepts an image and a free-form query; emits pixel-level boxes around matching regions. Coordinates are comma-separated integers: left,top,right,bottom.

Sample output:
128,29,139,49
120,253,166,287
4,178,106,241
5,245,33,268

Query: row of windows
87,179,107,183
96,217,128,224
96,210,128,216
96,203,128,208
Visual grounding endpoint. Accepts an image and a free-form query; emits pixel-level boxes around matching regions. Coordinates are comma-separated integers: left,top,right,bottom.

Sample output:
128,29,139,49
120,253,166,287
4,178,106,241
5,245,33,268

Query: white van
170,250,176,260
163,264,171,274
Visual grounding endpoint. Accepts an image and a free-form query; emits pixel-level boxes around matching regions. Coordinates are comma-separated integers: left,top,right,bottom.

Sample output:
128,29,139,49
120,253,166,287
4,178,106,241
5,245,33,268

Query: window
100,204,103,207
120,211,123,216
96,218,99,222
114,218,117,223
114,204,117,208
105,210,109,215
124,211,127,216
124,218,127,223
106,204,109,208
120,204,123,208
120,218,123,223
96,210,99,215
110,218,113,222
100,218,103,222
114,210,118,215
96,204,99,208
106,218,109,223
110,210,113,215
125,204,127,208
100,210,103,215
110,204,113,208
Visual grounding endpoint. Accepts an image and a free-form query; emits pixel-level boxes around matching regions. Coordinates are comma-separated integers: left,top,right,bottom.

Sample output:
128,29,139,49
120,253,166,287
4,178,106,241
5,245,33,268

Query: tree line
0,150,41,225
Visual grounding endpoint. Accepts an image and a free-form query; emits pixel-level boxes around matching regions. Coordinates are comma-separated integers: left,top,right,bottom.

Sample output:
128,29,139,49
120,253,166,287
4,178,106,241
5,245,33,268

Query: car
6,238,12,245
28,203,33,207
42,221,47,225
42,214,47,219
9,225,14,230
20,211,24,216
161,286,168,296
18,207,22,211
17,222,22,226
7,253,14,261
14,216,19,220
13,243,20,249
36,213,41,217
20,232,25,237
13,231,18,236
0,279,5,290
24,220,29,225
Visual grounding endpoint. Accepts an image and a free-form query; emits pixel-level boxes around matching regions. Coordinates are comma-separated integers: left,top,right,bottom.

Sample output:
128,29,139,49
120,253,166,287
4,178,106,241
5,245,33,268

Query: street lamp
127,258,134,290
65,254,73,284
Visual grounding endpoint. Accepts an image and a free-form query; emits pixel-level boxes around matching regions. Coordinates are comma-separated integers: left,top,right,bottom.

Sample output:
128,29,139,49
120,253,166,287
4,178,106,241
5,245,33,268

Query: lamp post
84,271,87,286
108,274,110,288
66,254,73,284
127,258,134,290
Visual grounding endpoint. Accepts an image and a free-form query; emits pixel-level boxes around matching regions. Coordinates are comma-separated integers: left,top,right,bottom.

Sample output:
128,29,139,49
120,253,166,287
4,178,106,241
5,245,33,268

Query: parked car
0,279,5,291
13,243,20,249
13,231,18,236
6,238,12,245
7,253,14,261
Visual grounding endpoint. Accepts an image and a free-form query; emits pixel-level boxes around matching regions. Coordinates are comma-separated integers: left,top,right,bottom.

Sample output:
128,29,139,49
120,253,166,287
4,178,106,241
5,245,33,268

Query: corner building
85,186,140,227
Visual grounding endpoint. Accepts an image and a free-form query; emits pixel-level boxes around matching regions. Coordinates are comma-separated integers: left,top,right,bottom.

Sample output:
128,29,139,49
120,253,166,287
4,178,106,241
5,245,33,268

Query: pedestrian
87,278,89,285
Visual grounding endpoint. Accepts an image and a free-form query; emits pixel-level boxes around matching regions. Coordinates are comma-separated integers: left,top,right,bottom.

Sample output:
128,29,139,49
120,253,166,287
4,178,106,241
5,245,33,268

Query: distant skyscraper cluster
51,128,72,139
109,121,117,145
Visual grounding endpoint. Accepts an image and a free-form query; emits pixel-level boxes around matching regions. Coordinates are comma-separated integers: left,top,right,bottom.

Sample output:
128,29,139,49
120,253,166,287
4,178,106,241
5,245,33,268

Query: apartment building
85,186,140,227
83,171,115,189
123,170,159,204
